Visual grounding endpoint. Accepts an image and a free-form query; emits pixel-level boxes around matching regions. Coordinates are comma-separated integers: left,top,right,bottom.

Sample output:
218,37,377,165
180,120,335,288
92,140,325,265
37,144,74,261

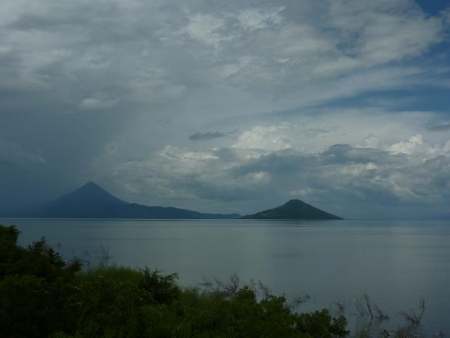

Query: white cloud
237,7,284,31
1,0,450,215
1,0,448,113
103,108,450,216
79,96,118,111
183,14,230,48
388,134,424,155
327,0,444,64
233,125,292,153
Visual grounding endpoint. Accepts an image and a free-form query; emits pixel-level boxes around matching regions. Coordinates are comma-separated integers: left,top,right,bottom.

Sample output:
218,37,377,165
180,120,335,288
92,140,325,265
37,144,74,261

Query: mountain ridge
16,182,240,219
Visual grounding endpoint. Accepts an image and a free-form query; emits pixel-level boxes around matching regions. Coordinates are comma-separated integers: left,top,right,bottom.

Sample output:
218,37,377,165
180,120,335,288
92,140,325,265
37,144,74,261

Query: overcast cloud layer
1,0,450,218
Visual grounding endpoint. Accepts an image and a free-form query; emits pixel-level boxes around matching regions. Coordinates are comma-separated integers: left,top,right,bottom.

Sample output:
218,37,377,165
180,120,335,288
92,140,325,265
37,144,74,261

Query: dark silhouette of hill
25,182,240,219
242,199,341,220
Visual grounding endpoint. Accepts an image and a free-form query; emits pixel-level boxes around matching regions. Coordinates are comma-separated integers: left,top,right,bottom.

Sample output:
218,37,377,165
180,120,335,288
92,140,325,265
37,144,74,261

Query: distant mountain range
1,182,342,220
15,182,240,219
242,199,341,220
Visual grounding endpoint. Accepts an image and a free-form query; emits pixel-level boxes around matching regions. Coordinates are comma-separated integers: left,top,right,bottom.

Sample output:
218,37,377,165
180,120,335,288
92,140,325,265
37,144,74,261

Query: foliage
0,224,349,338
0,224,439,338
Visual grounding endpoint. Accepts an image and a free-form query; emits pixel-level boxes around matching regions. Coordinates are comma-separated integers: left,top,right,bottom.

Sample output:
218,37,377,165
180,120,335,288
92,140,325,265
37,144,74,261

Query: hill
26,182,239,219
242,199,341,220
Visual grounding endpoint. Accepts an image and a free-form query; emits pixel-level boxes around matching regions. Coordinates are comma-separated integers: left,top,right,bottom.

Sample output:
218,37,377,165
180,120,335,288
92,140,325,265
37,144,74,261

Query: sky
1,0,450,218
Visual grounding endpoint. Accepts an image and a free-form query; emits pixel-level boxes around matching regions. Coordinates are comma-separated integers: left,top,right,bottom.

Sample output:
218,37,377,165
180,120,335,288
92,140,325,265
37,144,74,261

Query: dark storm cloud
189,131,227,141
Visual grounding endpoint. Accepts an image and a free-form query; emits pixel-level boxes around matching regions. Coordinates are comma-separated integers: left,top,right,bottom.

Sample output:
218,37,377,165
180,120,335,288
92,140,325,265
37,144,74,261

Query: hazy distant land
3,182,341,220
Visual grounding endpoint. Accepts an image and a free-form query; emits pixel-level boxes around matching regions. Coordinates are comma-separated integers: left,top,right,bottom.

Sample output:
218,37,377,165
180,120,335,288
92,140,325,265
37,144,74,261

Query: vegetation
0,225,442,338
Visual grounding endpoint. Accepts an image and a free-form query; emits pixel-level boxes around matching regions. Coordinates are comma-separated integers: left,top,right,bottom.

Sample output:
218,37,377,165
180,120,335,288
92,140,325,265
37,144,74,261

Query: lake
2,218,450,335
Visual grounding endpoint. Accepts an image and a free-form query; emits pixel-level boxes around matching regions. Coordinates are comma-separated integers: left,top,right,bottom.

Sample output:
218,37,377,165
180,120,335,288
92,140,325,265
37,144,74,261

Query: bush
0,224,350,338
0,234,81,338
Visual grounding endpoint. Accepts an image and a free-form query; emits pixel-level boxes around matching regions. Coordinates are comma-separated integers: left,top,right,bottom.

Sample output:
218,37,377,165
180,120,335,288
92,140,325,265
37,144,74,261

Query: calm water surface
2,218,450,334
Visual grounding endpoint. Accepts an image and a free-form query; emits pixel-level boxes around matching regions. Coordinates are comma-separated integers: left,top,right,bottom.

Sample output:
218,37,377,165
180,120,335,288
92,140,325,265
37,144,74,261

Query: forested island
242,199,341,220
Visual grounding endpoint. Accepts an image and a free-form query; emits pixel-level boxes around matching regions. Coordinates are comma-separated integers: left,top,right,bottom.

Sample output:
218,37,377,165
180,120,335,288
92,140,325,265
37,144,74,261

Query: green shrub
139,268,180,304
0,224,351,338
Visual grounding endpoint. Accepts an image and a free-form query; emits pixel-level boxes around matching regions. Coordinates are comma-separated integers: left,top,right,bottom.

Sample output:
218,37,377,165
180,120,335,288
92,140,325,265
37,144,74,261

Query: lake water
2,218,450,334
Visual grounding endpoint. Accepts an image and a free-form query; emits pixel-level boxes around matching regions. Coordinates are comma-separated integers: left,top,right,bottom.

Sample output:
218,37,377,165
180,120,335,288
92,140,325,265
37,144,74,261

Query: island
242,199,342,220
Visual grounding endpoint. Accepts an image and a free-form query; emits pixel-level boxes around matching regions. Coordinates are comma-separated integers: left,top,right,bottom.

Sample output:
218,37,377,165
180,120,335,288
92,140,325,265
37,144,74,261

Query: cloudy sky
1,0,450,218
